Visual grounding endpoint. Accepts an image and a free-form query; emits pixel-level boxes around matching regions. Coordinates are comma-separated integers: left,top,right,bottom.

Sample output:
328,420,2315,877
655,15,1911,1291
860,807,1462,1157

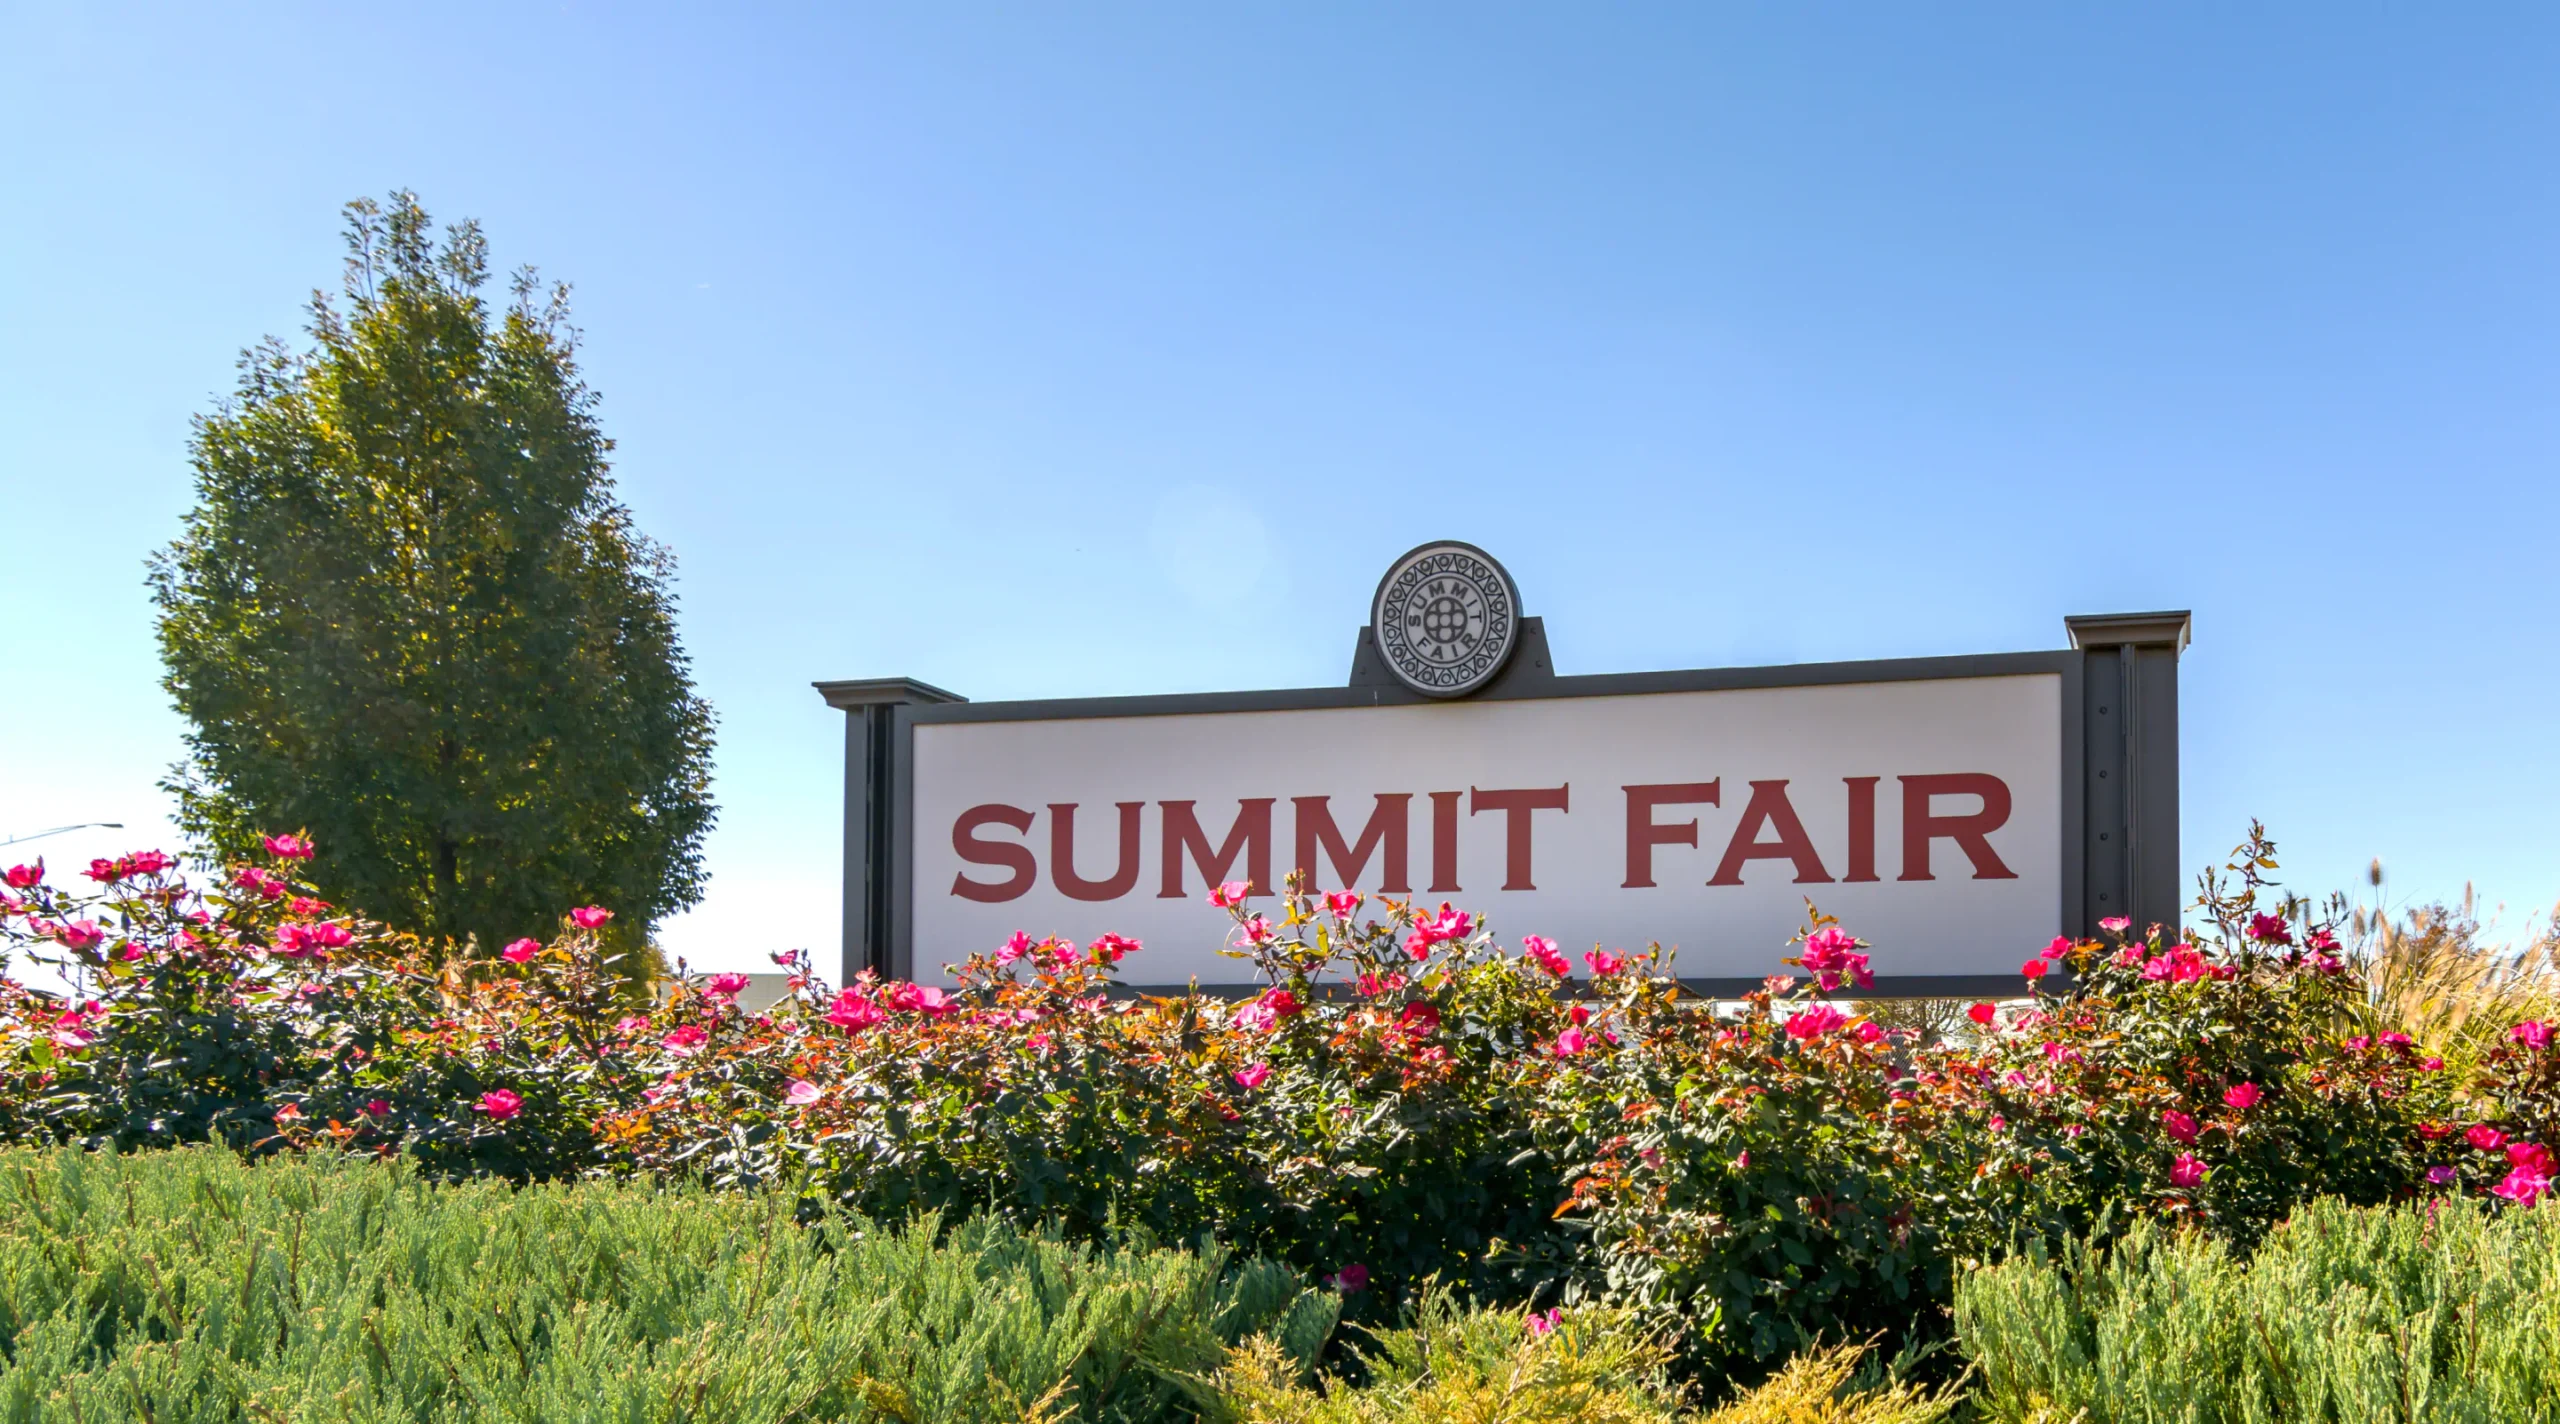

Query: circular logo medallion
1370,541,1522,698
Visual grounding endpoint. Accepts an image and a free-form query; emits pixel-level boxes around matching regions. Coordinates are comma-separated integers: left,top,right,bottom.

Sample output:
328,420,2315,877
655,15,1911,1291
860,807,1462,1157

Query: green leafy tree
150,192,716,959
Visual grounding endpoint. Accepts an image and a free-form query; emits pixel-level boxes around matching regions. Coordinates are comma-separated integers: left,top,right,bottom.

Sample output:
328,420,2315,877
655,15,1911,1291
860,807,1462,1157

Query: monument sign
820,543,2189,996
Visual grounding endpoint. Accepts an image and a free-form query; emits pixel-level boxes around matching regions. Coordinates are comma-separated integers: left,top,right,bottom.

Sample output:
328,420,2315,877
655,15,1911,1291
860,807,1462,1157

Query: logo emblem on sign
1370,541,1522,698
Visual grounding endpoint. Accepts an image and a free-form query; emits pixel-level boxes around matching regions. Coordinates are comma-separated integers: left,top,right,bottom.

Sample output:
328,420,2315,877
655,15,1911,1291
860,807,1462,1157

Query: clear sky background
5,3,2556,975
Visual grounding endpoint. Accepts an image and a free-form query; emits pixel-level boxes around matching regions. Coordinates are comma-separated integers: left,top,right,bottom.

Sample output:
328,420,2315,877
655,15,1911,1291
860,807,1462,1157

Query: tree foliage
150,191,715,954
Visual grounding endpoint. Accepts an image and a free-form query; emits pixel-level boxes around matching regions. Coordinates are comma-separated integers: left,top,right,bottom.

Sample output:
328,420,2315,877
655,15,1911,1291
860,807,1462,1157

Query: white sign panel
907,673,2061,986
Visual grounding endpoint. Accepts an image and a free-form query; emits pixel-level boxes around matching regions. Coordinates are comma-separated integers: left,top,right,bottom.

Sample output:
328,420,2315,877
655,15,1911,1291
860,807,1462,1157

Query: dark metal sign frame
818,610,2188,999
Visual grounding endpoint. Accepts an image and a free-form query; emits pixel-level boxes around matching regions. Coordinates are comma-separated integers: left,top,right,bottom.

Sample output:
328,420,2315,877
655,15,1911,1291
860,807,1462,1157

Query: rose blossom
707,973,752,998
1786,1005,1848,1040
2511,1020,2553,1050
2468,1125,2507,1152
2170,1153,2206,1188
477,1089,523,1119
783,1079,823,1106
2491,1142,2553,1206
501,938,541,964
1233,1062,1271,1089
661,1025,710,1056
1968,1003,1999,1027
2223,1082,2262,1110
826,990,883,1031
569,906,613,929
1521,936,1571,977
1208,880,1250,908
2162,1109,2200,1144
1324,890,1362,918
263,834,316,860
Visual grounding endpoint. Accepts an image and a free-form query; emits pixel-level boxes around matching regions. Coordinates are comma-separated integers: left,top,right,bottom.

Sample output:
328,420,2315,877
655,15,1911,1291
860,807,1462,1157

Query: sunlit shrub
1954,1193,2560,1423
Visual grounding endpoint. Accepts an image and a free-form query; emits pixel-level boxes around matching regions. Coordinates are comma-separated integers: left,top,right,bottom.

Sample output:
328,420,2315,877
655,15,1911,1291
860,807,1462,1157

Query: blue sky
5,3,2557,972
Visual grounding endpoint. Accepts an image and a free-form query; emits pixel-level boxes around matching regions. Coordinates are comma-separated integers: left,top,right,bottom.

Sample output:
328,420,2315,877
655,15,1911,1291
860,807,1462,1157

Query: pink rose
1968,1003,1998,1027
996,931,1035,965
1525,1307,1561,1335
2163,1109,2200,1144
2169,1153,2206,1188
661,1025,709,1056
501,938,541,964
2222,1082,2262,1110
707,972,752,998
1584,949,1628,976
2492,1142,2553,1206
826,991,884,1031
2246,913,2293,945
1549,1028,1591,1057
1418,905,1472,943
1521,936,1571,978
569,906,613,929
3,862,40,890
365,1099,391,1117
1854,1020,1885,1044
2511,1021,2552,1050
1785,1005,1847,1040
2467,1125,2507,1152
1398,1002,1442,1037
1329,1264,1369,1293
2020,958,2051,982
56,920,105,951
1324,890,1362,918
1209,880,1250,908
263,834,316,860
2427,1164,2458,1186
1233,1062,1270,1089
477,1089,523,1120
783,1079,823,1106
2098,916,2131,934
1089,933,1140,964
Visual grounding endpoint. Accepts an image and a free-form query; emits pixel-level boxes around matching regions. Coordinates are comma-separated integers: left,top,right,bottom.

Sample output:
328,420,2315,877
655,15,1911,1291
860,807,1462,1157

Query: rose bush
3,827,2552,1380
0,839,650,1180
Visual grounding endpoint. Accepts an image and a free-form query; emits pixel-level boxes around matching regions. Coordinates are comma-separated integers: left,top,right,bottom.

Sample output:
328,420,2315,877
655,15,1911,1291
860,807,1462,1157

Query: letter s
951,803,1036,902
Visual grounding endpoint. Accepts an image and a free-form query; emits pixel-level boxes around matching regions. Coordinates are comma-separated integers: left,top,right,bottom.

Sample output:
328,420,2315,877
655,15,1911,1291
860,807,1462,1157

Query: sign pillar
2065,612,2192,941
813,677,964,987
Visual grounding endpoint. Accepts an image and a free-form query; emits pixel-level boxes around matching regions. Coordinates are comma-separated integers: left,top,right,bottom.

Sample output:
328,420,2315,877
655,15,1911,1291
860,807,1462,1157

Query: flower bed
2,829,2553,1383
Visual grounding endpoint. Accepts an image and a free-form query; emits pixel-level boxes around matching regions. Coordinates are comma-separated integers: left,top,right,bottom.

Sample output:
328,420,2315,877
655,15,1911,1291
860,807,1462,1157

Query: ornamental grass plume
2350,883,2560,1075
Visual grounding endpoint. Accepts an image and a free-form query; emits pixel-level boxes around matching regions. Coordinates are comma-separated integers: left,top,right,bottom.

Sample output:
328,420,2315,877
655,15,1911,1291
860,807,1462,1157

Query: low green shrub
0,1145,1336,1423
1953,1193,2560,1423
